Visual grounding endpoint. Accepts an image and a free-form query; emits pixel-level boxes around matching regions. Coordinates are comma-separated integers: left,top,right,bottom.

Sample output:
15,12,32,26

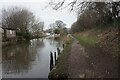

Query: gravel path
67,39,118,78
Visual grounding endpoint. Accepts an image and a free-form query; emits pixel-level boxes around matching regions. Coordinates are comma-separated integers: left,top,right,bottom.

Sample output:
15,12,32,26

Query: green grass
48,37,72,79
74,34,97,46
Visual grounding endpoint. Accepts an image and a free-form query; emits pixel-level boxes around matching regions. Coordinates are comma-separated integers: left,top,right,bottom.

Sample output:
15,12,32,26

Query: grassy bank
74,27,118,56
73,31,97,46
48,36,72,79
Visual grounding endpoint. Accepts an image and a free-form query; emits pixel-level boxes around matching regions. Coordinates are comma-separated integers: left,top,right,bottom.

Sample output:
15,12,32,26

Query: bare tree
2,7,44,40
30,21,44,37
2,7,34,32
55,20,66,28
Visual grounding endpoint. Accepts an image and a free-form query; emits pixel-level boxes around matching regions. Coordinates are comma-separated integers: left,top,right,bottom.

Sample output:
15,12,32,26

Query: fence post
63,44,64,48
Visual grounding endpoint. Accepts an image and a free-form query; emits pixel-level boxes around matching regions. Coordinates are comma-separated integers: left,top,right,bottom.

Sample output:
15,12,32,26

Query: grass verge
74,27,118,57
48,36,72,79
74,33,97,46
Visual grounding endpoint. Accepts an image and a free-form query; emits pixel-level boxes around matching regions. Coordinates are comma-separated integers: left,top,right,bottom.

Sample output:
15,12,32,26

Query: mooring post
54,52,57,65
50,52,53,71
57,48,60,55
59,48,60,54
63,44,64,48
57,48,59,55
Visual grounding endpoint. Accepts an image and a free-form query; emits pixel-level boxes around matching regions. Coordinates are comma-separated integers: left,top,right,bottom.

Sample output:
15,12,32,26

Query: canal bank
48,30,118,78
2,37,45,47
48,36,73,79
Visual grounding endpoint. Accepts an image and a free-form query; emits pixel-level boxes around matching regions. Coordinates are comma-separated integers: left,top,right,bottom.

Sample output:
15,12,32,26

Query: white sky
0,0,77,29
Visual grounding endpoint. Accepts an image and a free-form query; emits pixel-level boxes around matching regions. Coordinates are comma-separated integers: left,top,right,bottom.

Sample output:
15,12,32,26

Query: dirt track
67,39,118,78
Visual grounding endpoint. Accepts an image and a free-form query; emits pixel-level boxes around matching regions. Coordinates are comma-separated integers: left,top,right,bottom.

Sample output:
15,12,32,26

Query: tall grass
74,34,96,46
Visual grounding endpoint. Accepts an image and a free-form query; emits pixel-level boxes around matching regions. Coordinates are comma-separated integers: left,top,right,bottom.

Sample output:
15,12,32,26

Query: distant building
6,28,16,38
2,27,16,41
0,26,3,38
0,28,3,36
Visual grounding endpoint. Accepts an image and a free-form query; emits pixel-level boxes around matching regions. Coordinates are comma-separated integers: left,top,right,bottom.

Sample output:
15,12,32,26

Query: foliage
16,31,31,40
2,7,34,31
49,1,120,34
60,27,68,35
70,2,120,33
55,20,66,28
74,34,96,46
49,20,67,35
30,21,44,37
54,29,60,34
2,7,45,40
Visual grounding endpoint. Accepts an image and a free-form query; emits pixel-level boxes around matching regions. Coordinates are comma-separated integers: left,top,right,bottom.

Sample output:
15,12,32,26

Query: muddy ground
67,39,118,78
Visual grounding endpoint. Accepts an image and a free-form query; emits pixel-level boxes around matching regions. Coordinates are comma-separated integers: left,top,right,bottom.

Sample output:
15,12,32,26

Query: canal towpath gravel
67,39,118,78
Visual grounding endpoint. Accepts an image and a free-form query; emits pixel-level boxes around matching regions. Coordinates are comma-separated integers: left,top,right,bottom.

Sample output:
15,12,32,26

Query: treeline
46,20,68,35
2,7,44,40
71,2,120,33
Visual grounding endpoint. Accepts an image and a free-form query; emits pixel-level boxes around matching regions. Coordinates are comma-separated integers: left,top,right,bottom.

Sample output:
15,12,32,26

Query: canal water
2,38,64,78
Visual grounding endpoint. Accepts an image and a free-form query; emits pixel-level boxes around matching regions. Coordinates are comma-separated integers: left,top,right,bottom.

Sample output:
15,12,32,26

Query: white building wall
6,30,16,38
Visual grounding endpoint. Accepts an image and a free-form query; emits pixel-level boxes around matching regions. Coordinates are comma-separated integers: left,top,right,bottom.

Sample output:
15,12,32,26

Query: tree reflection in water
2,38,64,78
2,39,44,75
49,38,64,48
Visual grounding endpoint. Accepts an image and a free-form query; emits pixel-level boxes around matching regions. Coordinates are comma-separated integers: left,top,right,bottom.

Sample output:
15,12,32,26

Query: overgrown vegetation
16,31,31,40
70,2,120,33
54,29,60,34
74,33,96,46
50,1,120,45
68,2,120,56
48,36,72,79
74,27,118,56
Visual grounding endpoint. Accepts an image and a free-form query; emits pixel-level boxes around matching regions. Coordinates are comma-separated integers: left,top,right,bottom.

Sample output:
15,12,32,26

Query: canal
2,38,64,78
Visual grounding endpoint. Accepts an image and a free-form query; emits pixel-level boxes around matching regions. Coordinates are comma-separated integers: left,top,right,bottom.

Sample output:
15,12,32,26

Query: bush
16,31,31,40
54,29,60,34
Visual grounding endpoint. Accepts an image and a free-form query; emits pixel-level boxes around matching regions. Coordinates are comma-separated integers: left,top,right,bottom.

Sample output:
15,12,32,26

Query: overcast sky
0,0,77,29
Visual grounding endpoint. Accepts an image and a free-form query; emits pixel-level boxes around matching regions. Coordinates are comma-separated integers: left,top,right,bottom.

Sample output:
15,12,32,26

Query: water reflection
2,38,63,78
30,39,44,48
49,38,63,48
2,42,38,74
